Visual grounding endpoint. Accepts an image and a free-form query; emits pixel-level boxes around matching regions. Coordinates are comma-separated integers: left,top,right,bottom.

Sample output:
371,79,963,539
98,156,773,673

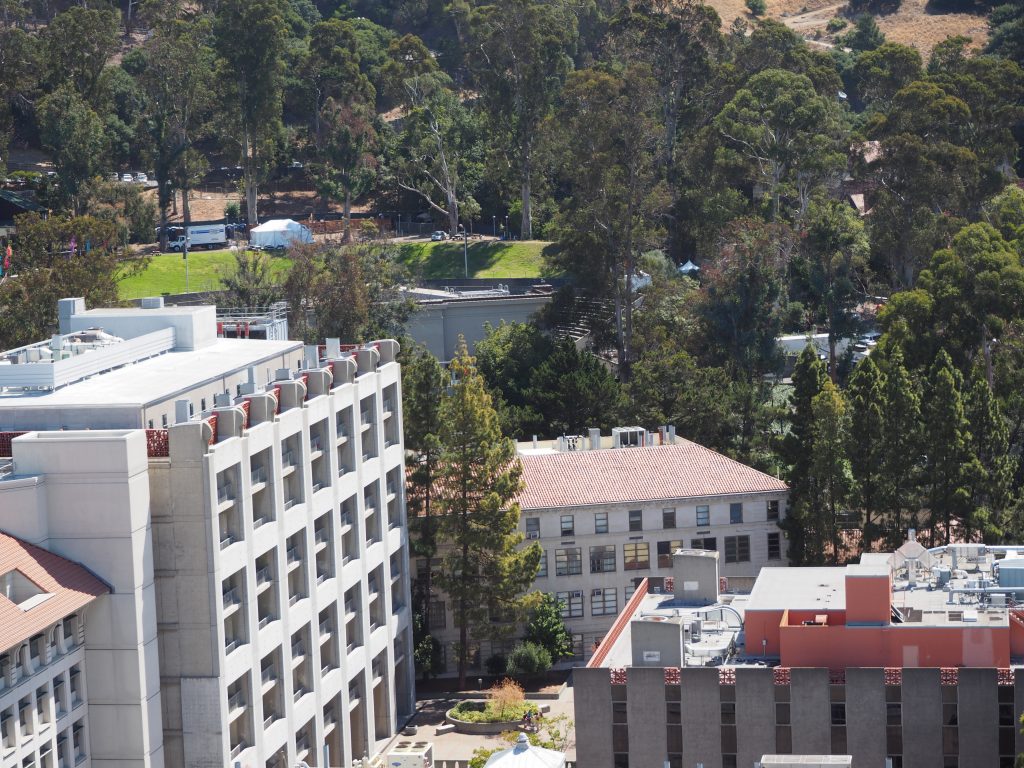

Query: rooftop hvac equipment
387,741,433,768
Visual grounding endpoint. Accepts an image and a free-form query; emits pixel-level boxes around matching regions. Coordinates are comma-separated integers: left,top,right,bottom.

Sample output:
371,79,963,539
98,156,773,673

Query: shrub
485,653,507,675
746,0,767,15
506,641,552,679
826,17,848,32
449,697,538,723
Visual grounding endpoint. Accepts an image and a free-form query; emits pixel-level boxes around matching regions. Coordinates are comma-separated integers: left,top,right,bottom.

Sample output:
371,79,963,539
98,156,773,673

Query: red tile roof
516,442,788,510
0,533,109,653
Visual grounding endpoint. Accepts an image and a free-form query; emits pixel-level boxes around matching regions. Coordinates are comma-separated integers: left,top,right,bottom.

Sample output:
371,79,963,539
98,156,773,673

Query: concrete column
736,667,774,766
573,668,614,768
626,667,667,768
790,668,829,755
845,668,885,768
958,668,998,765
902,668,942,768
679,667,721,767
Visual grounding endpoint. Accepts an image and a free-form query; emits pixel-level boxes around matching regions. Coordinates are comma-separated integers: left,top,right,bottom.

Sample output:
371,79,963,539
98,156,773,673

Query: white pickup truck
169,224,228,251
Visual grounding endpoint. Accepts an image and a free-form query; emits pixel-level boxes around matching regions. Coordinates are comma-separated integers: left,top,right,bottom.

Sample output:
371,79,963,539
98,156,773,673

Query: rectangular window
572,633,585,660
730,503,743,524
623,542,650,571
537,551,548,579
662,508,676,529
768,500,780,521
556,591,584,619
691,537,717,551
629,510,643,531
831,702,846,726
560,515,575,537
428,601,446,630
594,512,608,534
767,532,781,561
721,701,736,725
590,545,616,573
696,505,710,527
625,582,637,601
591,588,618,616
657,540,684,569
526,517,541,539
724,536,750,564
555,548,582,577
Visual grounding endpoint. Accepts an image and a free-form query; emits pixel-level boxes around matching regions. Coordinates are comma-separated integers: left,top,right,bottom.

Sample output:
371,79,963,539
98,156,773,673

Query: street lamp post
458,224,468,278
492,215,496,238
504,215,509,240
182,235,190,293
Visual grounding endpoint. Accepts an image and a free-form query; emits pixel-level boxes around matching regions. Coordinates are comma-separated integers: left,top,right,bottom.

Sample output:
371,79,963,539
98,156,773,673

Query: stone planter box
445,708,528,735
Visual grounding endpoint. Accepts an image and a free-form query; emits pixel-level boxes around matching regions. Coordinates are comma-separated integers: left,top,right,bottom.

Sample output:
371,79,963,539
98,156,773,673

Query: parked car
121,173,133,183
431,230,448,241
108,172,120,182
134,172,149,183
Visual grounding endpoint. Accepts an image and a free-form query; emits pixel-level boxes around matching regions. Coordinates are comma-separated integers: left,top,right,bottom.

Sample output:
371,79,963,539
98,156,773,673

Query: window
429,601,446,630
556,591,584,619
555,548,582,576
657,540,684,569
591,588,618,616
730,503,743,524
831,702,846,726
628,510,643,531
691,537,716,551
560,515,575,537
662,508,676,529
721,701,736,724
767,532,781,560
623,542,650,570
594,512,609,534
537,551,548,579
161,414,168,428
526,518,541,539
590,545,616,573
768,499,780,521
696,505,710,527
572,633,585,660
724,536,750,564
625,582,638,601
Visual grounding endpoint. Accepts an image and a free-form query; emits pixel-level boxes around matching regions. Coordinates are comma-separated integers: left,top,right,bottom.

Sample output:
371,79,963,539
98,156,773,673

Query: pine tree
921,350,974,545
877,346,922,547
809,380,853,564
780,345,827,564
847,356,886,549
965,364,1015,541
434,338,542,689
402,343,446,669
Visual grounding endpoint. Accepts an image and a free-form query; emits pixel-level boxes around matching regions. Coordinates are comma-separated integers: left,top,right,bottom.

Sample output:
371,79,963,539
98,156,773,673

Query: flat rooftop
0,337,300,411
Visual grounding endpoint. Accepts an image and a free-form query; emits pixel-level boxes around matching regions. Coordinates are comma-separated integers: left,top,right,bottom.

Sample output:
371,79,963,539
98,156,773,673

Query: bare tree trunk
243,128,258,225
158,182,170,251
182,187,192,228
520,144,532,240
343,187,352,243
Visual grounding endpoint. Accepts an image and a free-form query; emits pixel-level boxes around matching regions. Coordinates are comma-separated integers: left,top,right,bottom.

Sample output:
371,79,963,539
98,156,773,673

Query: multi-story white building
0,298,415,768
421,428,788,669
0,532,108,768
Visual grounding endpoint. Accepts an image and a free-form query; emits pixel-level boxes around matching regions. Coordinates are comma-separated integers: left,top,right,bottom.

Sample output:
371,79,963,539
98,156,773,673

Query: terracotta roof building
417,428,789,672
0,534,108,768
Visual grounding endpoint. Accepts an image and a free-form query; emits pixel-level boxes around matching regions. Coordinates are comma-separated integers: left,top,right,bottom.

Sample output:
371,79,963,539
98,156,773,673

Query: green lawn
118,250,292,299
395,240,557,280
118,239,555,299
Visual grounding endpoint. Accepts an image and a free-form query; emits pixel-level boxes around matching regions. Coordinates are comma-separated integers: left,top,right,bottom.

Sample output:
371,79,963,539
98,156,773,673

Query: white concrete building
420,428,788,669
0,298,415,768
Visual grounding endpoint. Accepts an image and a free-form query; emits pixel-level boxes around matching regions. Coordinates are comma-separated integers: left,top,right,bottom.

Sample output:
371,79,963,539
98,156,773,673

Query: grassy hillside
118,239,556,299
395,240,556,280
118,251,292,299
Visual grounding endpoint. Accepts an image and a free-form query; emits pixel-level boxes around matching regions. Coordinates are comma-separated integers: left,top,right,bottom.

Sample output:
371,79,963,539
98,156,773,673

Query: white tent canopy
483,734,565,768
249,218,313,249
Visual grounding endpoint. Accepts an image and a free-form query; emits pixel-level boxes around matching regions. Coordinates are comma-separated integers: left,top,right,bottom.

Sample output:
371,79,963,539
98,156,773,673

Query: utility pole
183,234,190,293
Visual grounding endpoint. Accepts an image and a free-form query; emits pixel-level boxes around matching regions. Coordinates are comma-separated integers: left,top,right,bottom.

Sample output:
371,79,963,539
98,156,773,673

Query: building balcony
227,692,245,721
251,466,267,487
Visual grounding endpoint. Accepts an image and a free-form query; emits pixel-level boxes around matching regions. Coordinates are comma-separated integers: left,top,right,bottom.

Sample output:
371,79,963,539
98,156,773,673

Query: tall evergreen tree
402,344,447,679
808,380,853,564
964,364,1014,541
434,338,542,689
780,344,827,564
846,356,886,549
877,346,922,547
921,350,975,545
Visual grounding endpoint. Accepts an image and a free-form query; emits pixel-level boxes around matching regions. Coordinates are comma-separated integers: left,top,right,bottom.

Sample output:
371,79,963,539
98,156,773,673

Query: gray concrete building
574,548,1024,768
